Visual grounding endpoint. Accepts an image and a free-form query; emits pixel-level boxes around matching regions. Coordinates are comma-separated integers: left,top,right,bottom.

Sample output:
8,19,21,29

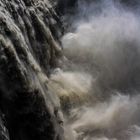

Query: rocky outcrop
0,0,64,140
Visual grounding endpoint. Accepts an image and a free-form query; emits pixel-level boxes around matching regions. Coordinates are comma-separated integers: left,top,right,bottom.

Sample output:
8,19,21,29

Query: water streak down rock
0,0,64,140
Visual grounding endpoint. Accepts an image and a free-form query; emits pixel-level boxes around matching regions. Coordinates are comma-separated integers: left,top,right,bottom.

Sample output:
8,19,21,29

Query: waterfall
1,0,140,140
0,0,64,140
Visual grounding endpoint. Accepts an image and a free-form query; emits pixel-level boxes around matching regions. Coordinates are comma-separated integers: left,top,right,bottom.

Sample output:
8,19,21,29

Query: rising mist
49,0,140,140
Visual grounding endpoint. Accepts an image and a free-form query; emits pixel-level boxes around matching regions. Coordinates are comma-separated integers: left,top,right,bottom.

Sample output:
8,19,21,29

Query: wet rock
0,112,9,140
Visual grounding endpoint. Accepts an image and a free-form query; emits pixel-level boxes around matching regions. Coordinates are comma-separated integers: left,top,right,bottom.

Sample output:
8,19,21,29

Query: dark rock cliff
56,0,140,15
0,0,64,140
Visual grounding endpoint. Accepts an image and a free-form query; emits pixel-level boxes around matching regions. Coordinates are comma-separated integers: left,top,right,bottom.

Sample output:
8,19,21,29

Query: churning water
49,0,140,140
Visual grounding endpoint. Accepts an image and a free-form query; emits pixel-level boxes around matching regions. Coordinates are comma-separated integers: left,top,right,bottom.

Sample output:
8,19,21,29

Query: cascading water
1,0,140,140
0,0,64,139
48,0,140,140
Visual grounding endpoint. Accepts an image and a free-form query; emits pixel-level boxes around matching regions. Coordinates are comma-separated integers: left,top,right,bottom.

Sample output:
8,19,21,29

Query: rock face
0,0,64,140
56,0,77,14
56,0,140,15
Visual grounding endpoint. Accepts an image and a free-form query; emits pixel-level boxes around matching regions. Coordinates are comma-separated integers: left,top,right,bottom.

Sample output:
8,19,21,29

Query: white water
49,0,140,140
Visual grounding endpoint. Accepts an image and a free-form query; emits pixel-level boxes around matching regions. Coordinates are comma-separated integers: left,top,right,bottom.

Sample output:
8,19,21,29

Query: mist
48,0,140,140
